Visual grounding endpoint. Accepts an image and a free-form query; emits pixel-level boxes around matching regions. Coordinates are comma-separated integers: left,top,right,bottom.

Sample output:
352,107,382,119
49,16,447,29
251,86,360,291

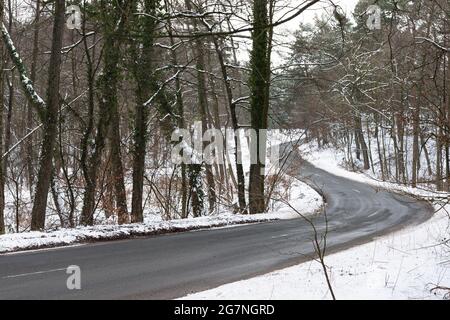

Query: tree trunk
395,109,406,184
30,0,65,231
131,91,148,223
212,38,247,214
3,75,13,176
366,118,374,172
391,115,399,181
420,133,433,178
3,0,13,178
436,126,443,191
411,91,420,188
0,0,5,235
26,0,41,191
165,6,188,218
374,114,385,180
354,128,361,161
80,11,97,226
81,0,132,225
187,0,216,214
189,163,204,217
110,105,129,224
248,0,270,214
130,1,158,223
355,114,370,170
446,40,450,191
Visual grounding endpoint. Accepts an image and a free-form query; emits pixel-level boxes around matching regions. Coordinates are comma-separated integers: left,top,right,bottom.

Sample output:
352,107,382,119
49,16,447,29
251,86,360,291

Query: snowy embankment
0,179,322,254
182,144,450,300
301,144,450,201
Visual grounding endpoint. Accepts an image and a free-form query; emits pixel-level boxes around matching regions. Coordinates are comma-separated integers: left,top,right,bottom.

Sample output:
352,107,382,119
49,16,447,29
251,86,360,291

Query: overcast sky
291,0,359,23
12,0,361,65
278,0,361,37
267,0,361,65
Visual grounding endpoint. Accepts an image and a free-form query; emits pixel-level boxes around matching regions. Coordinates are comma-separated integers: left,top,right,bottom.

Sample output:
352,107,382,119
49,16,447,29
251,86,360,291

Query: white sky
263,0,360,65
11,0,361,65
283,0,360,25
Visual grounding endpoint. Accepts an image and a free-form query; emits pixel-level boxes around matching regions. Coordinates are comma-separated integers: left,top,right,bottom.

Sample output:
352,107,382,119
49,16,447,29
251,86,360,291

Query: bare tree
29,0,66,230
0,0,5,235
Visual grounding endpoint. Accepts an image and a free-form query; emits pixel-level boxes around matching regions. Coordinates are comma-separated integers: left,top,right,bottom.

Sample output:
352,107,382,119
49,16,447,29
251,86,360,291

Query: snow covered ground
182,143,450,300
301,144,445,197
0,179,322,253
183,209,449,300
0,130,322,253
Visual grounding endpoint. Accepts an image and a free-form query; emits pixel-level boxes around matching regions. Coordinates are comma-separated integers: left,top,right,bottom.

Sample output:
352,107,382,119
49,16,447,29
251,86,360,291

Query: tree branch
1,23,46,120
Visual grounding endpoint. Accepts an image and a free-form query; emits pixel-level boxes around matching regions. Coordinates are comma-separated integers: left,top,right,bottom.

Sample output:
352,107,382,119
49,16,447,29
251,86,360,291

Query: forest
0,0,448,235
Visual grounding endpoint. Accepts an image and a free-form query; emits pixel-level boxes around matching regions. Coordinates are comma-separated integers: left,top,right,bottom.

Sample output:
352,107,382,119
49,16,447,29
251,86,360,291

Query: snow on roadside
181,144,450,300
300,143,450,200
0,180,323,254
182,209,450,300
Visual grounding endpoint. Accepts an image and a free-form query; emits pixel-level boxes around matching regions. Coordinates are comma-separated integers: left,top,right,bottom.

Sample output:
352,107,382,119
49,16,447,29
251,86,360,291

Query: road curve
0,156,433,299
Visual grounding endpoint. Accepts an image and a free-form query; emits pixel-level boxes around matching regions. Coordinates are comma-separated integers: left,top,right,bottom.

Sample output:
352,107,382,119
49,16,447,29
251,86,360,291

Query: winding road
0,154,433,299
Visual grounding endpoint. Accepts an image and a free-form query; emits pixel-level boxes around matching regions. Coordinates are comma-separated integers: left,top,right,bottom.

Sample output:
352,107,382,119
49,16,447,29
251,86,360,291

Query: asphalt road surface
0,157,433,299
